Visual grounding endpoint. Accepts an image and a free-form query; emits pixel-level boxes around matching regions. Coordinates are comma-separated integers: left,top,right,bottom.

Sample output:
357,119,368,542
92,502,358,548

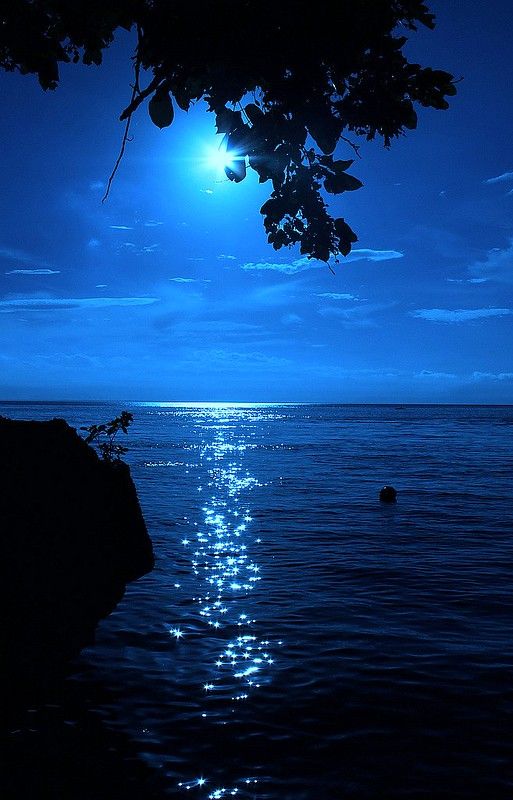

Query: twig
102,103,135,203
341,135,361,158
102,26,149,203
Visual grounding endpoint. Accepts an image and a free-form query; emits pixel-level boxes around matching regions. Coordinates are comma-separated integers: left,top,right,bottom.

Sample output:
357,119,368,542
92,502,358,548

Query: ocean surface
2,402,513,799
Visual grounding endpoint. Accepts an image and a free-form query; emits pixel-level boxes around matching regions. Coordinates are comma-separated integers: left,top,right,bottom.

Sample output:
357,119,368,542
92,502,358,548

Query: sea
2,402,513,799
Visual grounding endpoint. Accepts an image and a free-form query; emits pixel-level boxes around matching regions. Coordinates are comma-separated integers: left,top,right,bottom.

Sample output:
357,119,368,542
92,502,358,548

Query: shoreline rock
0,416,154,702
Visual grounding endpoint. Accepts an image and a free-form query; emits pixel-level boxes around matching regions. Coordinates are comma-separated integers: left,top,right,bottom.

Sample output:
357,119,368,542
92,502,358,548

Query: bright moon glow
203,136,238,174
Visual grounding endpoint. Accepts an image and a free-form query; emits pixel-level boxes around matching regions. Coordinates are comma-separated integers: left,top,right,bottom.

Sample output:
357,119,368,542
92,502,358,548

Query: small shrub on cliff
81,411,133,462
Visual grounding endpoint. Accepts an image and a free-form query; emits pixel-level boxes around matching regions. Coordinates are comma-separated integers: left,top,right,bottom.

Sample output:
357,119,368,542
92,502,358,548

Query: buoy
379,485,397,503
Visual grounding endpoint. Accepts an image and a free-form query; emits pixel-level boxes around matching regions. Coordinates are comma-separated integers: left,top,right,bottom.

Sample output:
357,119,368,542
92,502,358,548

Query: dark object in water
379,485,397,503
0,416,154,705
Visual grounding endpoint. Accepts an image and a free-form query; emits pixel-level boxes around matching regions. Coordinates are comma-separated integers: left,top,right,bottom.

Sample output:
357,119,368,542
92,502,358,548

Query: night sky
1,1,512,403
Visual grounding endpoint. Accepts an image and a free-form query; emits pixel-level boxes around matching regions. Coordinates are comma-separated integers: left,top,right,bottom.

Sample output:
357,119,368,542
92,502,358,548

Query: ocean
2,402,513,799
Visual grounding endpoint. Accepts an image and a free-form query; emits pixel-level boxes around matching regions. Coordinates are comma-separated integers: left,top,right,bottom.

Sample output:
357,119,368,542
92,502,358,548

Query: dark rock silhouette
0,416,154,702
379,485,397,503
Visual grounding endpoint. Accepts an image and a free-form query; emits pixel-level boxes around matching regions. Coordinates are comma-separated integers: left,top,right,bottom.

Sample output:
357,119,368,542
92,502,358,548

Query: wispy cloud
218,254,237,260
0,297,160,311
281,313,302,325
318,302,391,327
469,240,513,283
316,292,358,300
411,307,513,323
109,225,133,230
241,258,318,275
143,220,163,227
0,246,51,269
187,348,291,369
414,370,458,380
242,249,403,274
6,269,60,276
471,371,513,381
447,277,488,284
171,320,261,336
169,277,211,283
345,249,403,262
483,171,513,184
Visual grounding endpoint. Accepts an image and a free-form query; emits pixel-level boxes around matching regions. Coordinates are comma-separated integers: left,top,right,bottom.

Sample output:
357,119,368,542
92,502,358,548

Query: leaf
149,88,174,129
225,158,246,183
319,156,354,173
334,217,358,256
403,102,417,130
324,172,363,194
172,84,192,112
215,108,242,134
244,103,263,125
308,114,342,155
332,159,354,173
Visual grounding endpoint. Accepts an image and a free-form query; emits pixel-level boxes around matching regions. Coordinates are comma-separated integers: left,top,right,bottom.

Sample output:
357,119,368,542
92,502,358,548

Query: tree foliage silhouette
0,1,456,263
81,411,133,462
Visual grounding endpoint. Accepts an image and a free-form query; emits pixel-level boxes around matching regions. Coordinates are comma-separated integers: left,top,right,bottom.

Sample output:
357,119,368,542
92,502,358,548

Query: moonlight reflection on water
166,406,283,796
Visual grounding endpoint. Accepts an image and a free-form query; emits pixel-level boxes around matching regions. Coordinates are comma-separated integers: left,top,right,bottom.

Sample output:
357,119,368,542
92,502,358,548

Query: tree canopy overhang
0,0,456,263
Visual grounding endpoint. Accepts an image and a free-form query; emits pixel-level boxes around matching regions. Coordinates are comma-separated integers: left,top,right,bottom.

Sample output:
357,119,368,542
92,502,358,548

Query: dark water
2,402,513,799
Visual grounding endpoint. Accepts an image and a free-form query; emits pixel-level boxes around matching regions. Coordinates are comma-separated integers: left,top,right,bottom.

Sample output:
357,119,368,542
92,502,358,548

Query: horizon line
1,400,513,408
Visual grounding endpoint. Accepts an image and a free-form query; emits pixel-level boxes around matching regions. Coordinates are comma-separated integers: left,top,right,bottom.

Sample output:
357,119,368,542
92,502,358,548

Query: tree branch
102,26,145,203
119,75,162,121
102,109,134,203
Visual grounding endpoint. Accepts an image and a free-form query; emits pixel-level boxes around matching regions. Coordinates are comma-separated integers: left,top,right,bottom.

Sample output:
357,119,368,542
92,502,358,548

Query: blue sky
1,1,513,402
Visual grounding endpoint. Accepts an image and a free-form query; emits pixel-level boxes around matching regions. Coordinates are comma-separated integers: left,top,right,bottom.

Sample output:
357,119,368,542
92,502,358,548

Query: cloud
88,238,101,248
0,297,160,311
200,188,214,195
120,242,160,255
483,171,513,184
218,254,237,260
187,348,291,369
109,225,133,230
172,320,261,335
0,246,51,269
414,370,458,380
241,258,318,275
143,220,163,227
469,240,513,283
411,307,513,323
281,313,302,325
6,269,60,275
169,277,211,283
344,249,403,262
447,277,488,284
316,292,357,300
318,302,391,327
242,249,403,274
471,371,513,382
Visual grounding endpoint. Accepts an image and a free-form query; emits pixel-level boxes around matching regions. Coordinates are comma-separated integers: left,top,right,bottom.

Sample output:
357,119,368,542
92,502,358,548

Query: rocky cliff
0,416,154,700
